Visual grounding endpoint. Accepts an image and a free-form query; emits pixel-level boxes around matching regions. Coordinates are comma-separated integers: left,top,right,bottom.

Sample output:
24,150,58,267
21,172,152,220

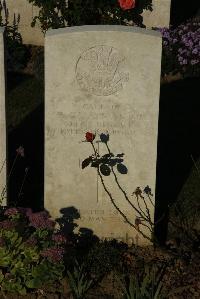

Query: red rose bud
85,132,95,142
118,0,136,10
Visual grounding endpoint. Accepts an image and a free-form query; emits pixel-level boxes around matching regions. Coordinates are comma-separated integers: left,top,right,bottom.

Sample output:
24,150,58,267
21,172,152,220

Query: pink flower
16,146,25,157
4,207,19,216
0,220,16,230
28,211,55,230
118,0,136,10
52,233,67,244
41,247,65,263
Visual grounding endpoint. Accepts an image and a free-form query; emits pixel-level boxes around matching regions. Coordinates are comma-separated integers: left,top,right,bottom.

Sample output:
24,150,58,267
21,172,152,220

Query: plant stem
17,168,29,201
97,167,151,241
105,142,151,223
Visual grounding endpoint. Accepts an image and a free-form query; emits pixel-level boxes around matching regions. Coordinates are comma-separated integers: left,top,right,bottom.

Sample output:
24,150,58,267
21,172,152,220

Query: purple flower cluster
52,233,67,244
4,208,19,216
0,220,16,230
4,207,32,217
18,207,32,217
41,247,65,263
158,18,200,75
28,211,55,230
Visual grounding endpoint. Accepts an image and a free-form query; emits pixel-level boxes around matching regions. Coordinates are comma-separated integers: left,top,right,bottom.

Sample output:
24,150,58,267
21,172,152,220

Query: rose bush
27,0,152,33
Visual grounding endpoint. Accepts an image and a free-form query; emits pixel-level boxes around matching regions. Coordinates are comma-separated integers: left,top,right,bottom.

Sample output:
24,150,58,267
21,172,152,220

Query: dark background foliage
28,0,152,32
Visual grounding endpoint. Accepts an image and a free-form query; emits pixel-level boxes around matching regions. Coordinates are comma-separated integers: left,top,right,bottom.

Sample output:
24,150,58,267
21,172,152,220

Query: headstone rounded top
46,25,161,38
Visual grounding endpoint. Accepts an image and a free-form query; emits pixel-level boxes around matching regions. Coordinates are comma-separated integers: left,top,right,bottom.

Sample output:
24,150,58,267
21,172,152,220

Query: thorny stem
8,153,19,180
0,153,19,203
17,168,29,201
90,141,151,241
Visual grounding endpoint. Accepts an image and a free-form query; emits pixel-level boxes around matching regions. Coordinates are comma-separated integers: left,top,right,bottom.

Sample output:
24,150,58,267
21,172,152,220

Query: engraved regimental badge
76,45,129,96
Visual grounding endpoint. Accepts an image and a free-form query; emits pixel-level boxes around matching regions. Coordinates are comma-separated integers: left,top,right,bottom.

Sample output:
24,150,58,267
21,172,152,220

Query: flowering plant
27,0,152,33
0,207,66,295
159,17,200,78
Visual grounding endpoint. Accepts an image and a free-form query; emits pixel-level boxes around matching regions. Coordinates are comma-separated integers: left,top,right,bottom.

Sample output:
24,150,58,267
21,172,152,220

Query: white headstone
45,26,162,245
0,28,6,205
143,0,171,28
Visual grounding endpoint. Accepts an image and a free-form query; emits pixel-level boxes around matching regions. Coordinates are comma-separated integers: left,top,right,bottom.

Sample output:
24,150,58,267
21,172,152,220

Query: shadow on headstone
56,206,80,235
55,206,99,254
155,77,200,245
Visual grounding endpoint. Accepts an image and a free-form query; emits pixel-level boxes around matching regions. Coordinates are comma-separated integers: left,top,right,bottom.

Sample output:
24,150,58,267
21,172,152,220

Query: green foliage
122,265,165,299
67,260,93,299
0,208,66,295
0,0,29,72
27,0,153,33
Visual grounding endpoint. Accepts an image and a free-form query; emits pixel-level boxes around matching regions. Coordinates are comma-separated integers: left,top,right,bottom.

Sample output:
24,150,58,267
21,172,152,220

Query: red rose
118,0,136,10
85,132,95,142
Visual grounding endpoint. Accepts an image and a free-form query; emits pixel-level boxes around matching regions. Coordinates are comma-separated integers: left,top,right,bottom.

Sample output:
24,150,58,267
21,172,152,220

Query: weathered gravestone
45,26,162,245
0,28,6,205
143,0,171,29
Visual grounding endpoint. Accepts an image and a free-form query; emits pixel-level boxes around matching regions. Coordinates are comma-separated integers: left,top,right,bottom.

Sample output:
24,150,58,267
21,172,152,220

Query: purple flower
0,220,16,230
4,208,19,216
41,247,65,263
192,48,198,55
52,233,67,244
163,31,170,39
29,211,55,230
16,146,25,157
18,207,32,217
177,55,183,61
191,59,199,65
